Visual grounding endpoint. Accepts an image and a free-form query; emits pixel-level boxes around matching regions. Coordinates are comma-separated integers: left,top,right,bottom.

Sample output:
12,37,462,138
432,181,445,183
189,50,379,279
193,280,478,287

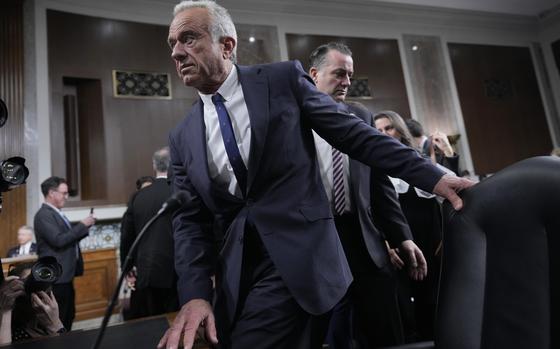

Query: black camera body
24,256,62,294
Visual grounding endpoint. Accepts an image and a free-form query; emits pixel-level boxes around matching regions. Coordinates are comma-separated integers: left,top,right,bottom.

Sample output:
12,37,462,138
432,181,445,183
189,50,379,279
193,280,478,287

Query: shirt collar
198,65,238,105
44,202,63,214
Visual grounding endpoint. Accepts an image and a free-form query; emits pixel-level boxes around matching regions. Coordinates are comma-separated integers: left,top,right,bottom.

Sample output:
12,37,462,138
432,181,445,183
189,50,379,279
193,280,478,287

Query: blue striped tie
332,148,346,215
211,94,247,195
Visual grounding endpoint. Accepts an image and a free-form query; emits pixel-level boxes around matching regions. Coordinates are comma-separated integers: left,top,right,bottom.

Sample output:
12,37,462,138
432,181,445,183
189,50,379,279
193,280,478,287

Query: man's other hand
400,240,428,281
433,174,475,210
158,298,218,349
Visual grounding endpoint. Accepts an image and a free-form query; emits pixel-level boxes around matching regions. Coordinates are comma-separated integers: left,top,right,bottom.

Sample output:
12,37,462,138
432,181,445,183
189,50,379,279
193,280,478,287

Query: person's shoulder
134,178,171,201
239,60,304,76
345,101,372,121
6,246,18,257
34,204,53,218
170,99,202,138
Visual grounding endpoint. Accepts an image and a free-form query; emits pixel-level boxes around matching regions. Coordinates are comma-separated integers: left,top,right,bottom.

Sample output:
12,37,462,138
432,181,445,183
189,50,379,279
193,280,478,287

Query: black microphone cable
90,191,187,349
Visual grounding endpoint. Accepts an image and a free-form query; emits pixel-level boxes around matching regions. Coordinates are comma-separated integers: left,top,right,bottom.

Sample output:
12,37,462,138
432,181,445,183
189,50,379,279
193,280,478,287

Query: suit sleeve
34,210,89,249
290,60,445,193
120,194,137,268
169,130,215,306
349,109,414,247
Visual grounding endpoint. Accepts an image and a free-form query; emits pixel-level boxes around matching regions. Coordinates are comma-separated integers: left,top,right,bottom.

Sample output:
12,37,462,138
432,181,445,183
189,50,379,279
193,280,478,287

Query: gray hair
18,225,34,234
152,146,170,173
173,0,237,62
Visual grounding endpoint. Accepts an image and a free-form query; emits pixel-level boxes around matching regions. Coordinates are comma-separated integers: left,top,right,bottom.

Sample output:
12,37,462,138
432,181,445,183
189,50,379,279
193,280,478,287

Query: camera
23,256,62,294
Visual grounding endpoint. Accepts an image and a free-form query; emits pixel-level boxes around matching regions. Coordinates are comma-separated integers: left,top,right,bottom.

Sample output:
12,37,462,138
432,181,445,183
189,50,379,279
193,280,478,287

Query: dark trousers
217,225,329,349
327,214,404,348
126,286,179,320
52,282,75,331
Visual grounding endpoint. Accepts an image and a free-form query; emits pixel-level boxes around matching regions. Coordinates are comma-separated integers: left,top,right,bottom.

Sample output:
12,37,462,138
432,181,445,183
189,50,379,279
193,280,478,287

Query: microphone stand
90,204,171,349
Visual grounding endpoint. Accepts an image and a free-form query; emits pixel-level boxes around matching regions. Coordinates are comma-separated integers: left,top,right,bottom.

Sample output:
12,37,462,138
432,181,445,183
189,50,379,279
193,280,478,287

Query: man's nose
341,75,351,87
171,43,186,61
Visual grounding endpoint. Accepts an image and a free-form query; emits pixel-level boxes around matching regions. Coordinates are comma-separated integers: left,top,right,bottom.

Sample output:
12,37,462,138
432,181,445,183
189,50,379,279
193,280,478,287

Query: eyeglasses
53,190,69,197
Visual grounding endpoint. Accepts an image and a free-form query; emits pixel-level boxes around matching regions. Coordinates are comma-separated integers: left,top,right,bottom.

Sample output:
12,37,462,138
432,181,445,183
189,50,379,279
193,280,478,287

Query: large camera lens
25,256,62,293
0,99,7,128
34,266,55,280
1,160,26,185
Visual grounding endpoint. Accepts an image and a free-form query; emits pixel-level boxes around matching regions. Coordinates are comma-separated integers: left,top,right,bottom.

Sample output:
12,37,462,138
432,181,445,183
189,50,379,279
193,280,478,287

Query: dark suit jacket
169,61,444,320
6,243,37,258
344,102,413,268
120,178,176,289
34,204,89,284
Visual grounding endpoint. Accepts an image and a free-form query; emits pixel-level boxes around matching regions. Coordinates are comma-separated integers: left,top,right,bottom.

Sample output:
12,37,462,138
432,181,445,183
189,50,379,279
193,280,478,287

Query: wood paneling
74,248,118,321
448,43,552,174
47,10,197,206
286,34,411,118
76,79,107,200
0,0,26,257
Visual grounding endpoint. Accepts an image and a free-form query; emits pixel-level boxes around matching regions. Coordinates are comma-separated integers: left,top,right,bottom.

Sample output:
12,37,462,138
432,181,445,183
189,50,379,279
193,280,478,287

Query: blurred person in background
6,226,37,258
34,176,96,331
375,111,449,342
406,118,459,175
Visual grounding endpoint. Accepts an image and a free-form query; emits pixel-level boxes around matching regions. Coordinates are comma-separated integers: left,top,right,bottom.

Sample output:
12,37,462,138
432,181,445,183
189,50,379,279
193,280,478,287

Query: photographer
0,276,25,344
0,262,65,344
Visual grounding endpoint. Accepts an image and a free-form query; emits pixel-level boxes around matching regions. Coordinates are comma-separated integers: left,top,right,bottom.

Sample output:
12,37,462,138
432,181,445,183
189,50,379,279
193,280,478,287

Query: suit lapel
184,101,213,191
186,99,244,202
237,65,269,194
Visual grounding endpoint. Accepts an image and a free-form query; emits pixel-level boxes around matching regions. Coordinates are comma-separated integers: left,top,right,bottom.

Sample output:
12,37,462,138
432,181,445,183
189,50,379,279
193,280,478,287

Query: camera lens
35,266,54,280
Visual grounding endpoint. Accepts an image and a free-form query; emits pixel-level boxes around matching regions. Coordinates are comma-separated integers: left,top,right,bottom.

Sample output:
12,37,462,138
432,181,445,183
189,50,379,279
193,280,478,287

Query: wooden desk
1,255,38,276
75,247,118,321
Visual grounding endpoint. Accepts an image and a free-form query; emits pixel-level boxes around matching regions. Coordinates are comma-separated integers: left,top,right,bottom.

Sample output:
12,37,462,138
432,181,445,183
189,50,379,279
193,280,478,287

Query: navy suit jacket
344,102,413,268
6,243,37,258
34,204,88,284
169,61,444,320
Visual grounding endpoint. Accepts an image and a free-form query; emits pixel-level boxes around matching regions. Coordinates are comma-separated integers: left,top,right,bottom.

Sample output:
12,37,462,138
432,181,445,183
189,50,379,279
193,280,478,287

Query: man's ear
309,67,318,83
221,36,236,60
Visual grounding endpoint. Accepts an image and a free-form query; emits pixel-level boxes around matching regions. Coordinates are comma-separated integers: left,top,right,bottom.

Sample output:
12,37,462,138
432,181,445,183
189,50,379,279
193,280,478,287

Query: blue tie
211,94,247,195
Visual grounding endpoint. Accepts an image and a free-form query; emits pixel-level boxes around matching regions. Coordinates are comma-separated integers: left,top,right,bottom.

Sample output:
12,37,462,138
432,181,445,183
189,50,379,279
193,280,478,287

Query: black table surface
4,316,170,349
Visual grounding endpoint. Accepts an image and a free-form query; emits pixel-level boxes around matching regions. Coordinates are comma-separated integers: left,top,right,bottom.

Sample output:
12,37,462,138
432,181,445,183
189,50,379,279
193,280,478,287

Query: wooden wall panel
448,43,552,174
47,10,197,206
286,34,411,118
0,0,26,257
74,248,118,321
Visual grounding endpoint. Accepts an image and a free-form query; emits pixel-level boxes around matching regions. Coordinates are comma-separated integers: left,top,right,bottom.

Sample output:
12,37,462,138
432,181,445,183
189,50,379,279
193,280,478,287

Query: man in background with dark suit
6,226,37,258
309,42,426,348
120,147,178,319
160,2,473,348
34,176,95,330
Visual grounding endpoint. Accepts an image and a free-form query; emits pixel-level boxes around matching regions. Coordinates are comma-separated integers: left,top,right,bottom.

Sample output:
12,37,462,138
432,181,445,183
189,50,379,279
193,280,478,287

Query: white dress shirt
199,67,251,198
19,241,33,255
313,131,353,214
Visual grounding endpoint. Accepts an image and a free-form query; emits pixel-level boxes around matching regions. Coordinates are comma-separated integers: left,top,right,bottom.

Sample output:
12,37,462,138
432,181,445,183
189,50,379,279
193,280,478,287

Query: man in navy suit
6,226,37,258
309,42,427,348
159,2,473,349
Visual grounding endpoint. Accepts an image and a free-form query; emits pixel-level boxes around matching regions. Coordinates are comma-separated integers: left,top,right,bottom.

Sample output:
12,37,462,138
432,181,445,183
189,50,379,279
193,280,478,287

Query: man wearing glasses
34,176,96,331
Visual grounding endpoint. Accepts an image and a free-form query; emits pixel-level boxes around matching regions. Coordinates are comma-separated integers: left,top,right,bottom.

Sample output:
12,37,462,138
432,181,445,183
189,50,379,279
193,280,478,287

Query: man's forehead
325,51,353,68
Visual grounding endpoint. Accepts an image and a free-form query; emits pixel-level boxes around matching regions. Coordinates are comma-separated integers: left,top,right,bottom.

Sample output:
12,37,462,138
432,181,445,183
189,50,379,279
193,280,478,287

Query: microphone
157,190,188,215
91,191,187,349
